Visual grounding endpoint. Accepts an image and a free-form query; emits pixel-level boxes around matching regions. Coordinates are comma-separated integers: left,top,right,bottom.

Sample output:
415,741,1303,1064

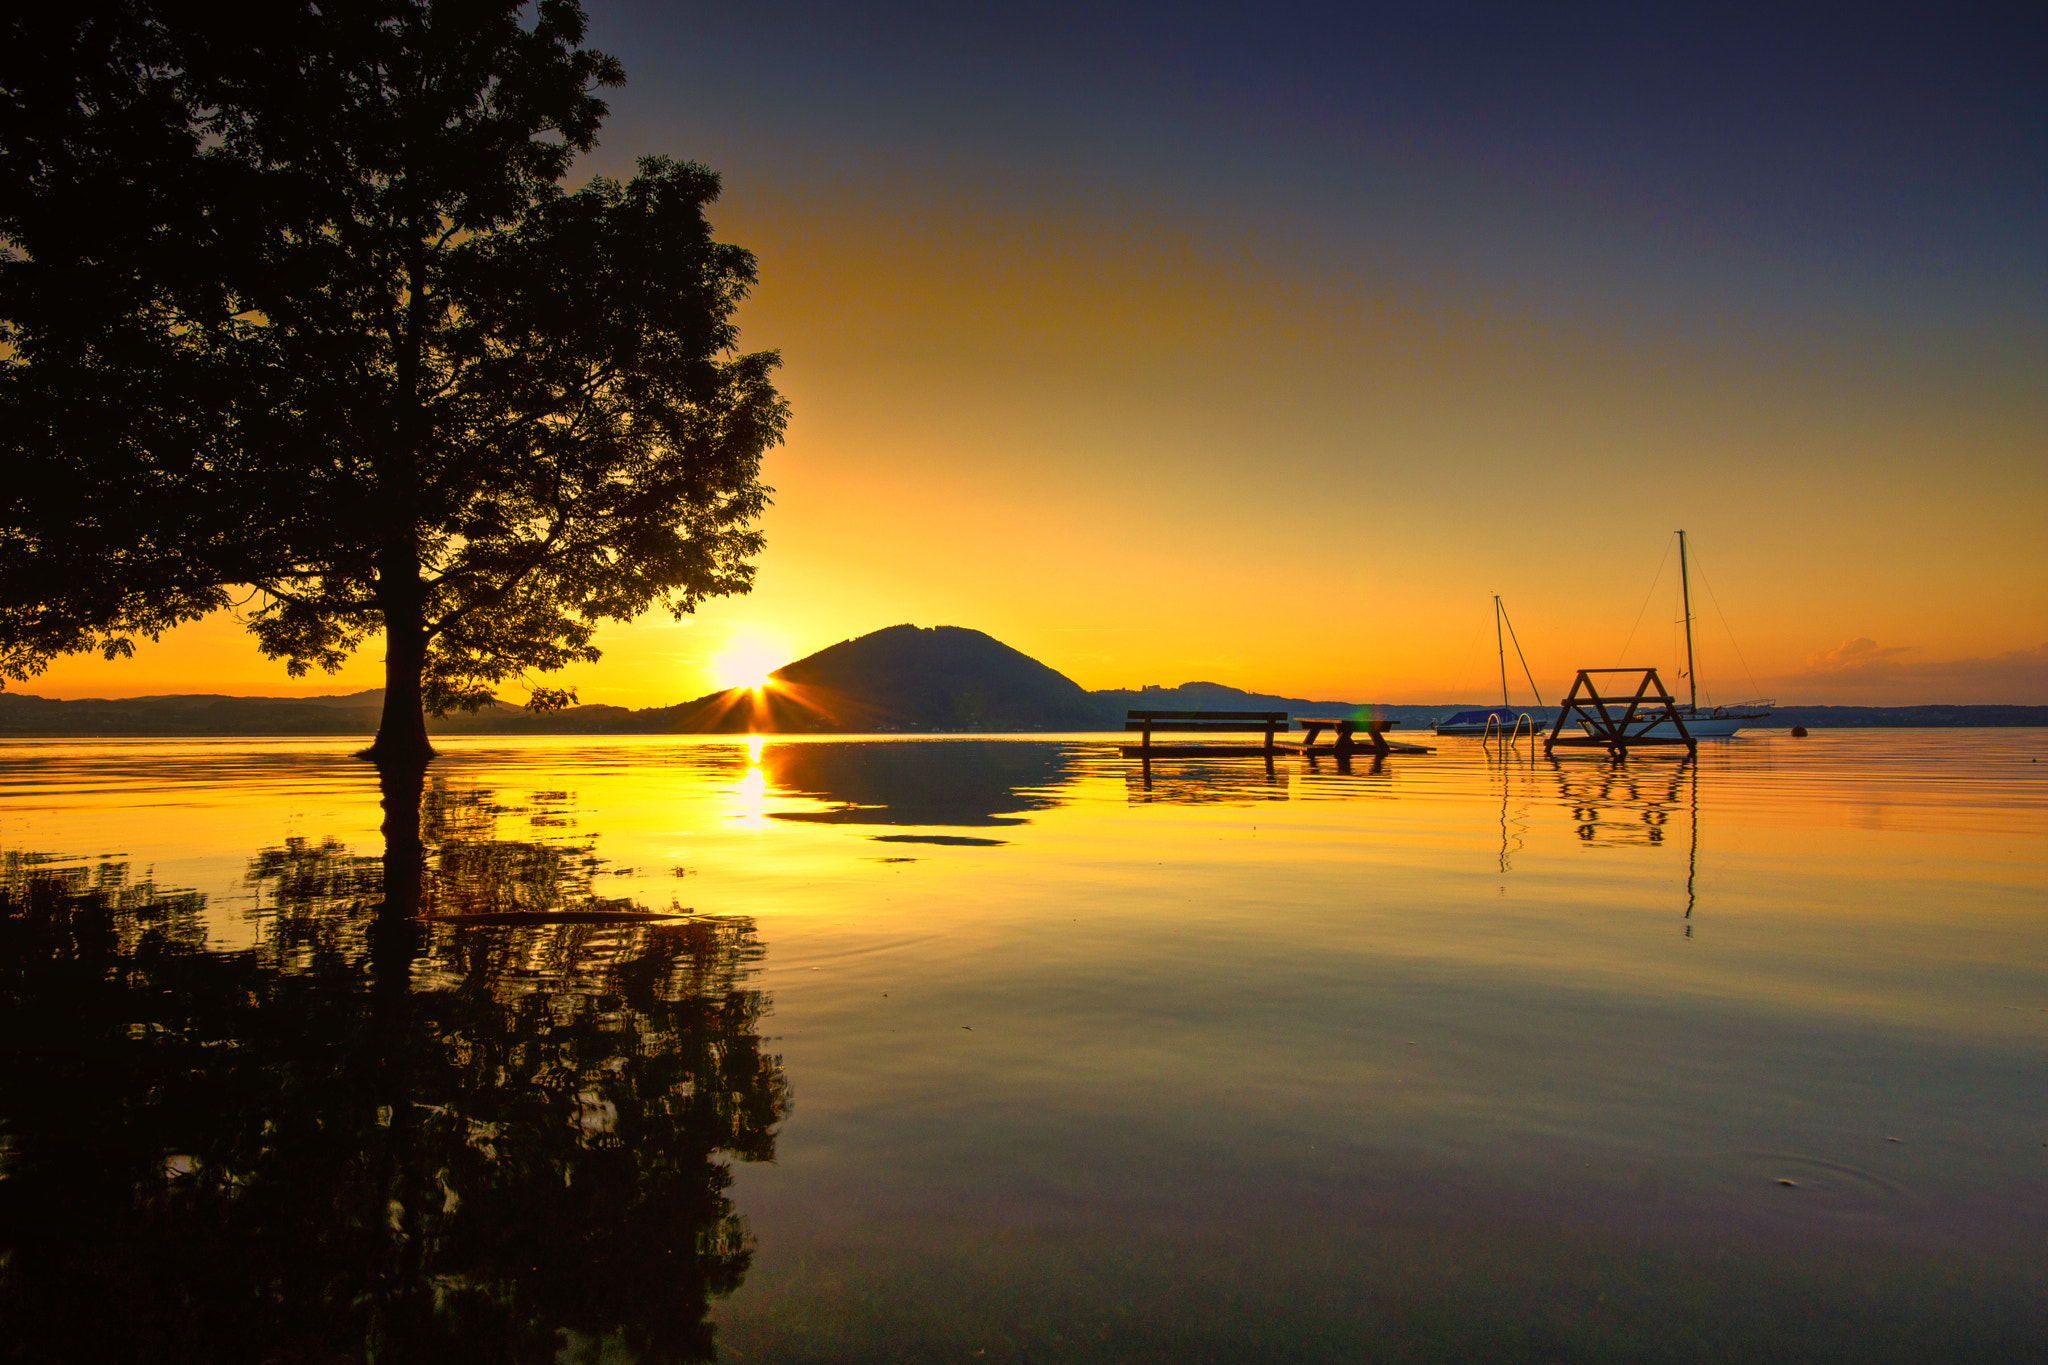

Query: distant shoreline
1,691,2042,740
11,625,2044,738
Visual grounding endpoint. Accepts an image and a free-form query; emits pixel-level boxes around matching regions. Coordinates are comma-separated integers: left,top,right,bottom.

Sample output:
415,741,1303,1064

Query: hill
1095,681,1442,729
650,624,1105,732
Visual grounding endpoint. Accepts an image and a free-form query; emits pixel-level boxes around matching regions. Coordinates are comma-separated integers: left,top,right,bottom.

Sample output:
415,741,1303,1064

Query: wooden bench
1123,709,1288,758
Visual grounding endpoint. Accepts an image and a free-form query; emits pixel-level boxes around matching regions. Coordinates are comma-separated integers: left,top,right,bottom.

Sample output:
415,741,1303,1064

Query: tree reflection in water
0,779,787,1365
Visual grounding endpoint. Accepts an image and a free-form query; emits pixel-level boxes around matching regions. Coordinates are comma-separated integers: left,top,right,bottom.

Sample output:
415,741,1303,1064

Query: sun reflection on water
734,739,771,823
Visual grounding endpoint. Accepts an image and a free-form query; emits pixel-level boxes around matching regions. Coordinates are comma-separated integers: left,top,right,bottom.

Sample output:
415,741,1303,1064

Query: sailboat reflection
0,787,787,1363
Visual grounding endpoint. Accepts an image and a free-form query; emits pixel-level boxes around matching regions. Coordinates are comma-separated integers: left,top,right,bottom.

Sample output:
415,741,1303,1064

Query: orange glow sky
23,4,2047,707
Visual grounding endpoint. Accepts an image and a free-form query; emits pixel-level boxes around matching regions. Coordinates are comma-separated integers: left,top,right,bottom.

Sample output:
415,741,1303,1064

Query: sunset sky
28,2,2047,707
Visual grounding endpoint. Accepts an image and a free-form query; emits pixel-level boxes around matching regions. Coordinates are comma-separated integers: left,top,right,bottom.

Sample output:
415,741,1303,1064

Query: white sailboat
1600,531,1774,740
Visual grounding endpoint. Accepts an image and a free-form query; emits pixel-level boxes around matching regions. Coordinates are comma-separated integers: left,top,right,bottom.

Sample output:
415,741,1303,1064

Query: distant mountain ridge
2,625,2043,735
0,690,389,736
1094,682,1442,729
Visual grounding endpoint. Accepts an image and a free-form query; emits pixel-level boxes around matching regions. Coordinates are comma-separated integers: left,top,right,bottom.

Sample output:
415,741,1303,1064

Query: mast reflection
1489,743,1538,875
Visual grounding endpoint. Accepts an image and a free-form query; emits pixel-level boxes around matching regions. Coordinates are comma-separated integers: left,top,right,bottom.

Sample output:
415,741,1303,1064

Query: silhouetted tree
0,0,786,761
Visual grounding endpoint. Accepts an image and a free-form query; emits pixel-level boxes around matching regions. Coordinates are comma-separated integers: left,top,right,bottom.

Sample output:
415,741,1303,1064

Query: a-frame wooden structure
1544,668,1697,756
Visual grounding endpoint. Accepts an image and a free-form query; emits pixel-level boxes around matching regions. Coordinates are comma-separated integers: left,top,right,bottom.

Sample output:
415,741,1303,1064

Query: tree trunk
363,548,434,764
368,629,433,763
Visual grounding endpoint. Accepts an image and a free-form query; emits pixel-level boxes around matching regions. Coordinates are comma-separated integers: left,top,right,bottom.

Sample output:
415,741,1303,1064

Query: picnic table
1294,718,1433,756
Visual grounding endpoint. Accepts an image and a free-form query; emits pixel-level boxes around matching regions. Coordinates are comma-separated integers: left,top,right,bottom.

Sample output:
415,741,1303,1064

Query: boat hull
1578,712,1767,740
1433,708,1542,737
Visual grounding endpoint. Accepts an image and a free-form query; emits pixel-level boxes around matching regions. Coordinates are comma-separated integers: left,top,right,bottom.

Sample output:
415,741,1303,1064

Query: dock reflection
1553,756,1695,849
1125,755,1290,804
0,784,787,1363
1125,749,1407,803
1299,751,1390,781
1546,755,1703,932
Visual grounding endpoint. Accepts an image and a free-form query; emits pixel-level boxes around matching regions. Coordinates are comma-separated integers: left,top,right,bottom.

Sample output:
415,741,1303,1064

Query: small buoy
1790,726,1808,737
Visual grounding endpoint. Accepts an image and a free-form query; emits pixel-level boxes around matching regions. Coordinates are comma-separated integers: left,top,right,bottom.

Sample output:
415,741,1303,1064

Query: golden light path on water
1,728,2044,1359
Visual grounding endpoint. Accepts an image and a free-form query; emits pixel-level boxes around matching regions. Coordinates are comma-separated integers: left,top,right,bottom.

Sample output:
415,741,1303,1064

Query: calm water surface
2,730,2043,1362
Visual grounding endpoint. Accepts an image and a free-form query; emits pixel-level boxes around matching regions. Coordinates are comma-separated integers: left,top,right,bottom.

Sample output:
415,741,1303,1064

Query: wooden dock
1120,710,1433,758
1544,668,1697,755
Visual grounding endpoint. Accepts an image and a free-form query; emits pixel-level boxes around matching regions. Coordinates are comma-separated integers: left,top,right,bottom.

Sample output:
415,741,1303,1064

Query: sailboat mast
1495,594,1510,712
1677,530,1697,712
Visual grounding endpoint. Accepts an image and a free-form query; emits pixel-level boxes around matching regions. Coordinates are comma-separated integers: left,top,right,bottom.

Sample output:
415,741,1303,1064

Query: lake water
2,730,2044,1362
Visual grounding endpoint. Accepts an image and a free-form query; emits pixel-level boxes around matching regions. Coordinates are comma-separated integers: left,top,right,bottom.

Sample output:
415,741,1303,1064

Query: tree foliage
0,0,787,757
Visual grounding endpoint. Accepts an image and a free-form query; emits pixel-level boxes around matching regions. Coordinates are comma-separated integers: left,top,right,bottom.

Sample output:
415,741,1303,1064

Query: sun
710,634,789,693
